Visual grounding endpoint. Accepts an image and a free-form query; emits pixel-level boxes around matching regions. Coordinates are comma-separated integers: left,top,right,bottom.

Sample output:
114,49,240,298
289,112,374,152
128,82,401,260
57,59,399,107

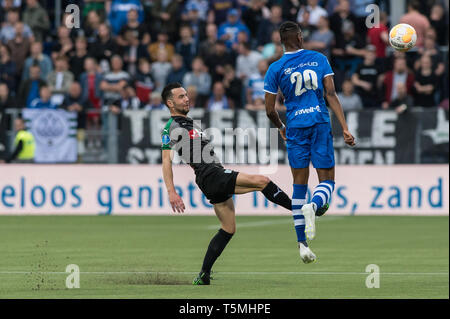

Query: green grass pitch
0,215,448,299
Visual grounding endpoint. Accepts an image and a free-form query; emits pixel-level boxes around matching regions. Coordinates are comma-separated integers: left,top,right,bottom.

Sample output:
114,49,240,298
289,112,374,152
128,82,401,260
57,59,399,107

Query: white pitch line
205,216,344,229
0,271,447,276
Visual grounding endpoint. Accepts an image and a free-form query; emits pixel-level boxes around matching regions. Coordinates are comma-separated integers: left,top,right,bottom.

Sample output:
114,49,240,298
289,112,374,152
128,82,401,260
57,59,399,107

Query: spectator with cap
210,0,239,26
217,8,250,49
108,0,144,35
399,0,430,48
351,45,383,108
297,0,328,27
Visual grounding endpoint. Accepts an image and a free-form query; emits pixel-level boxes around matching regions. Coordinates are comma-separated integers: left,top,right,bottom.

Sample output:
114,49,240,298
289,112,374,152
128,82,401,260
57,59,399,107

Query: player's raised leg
193,198,235,285
311,168,335,216
234,172,292,210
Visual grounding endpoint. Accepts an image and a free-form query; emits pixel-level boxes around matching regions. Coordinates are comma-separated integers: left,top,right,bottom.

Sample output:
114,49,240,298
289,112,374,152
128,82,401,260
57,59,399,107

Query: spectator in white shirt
297,0,328,27
236,42,263,84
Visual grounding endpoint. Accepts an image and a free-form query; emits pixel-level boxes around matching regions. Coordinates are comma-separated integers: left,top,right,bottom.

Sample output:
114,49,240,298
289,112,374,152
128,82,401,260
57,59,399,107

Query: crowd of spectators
0,0,448,133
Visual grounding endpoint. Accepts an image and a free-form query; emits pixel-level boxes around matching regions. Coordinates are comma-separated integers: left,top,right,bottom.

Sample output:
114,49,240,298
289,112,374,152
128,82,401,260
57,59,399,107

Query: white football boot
301,203,316,240
299,242,316,264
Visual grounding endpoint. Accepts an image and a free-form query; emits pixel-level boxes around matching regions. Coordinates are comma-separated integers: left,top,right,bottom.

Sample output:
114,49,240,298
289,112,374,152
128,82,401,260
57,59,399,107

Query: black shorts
195,165,239,205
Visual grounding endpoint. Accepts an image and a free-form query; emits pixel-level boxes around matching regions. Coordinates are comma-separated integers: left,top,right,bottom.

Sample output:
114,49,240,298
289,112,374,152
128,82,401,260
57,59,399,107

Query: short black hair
162,82,183,106
279,21,301,45
408,0,421,11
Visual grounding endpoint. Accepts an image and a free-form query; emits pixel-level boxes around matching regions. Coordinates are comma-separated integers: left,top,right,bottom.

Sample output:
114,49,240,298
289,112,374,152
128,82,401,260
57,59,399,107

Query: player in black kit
161,83,292,285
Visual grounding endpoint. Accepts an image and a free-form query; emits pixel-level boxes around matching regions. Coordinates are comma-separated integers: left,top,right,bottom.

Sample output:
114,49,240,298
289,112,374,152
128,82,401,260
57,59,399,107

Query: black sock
261,181,292,210
201,229,234,274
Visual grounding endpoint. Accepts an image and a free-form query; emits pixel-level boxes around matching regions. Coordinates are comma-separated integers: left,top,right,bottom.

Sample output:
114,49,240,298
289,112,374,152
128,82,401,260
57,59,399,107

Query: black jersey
161,116,222,176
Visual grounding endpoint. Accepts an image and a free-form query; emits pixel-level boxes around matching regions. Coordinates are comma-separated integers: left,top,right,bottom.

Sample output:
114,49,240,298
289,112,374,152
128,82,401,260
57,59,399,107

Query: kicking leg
234,172,292,210
194,198,235,285
311,167,335,216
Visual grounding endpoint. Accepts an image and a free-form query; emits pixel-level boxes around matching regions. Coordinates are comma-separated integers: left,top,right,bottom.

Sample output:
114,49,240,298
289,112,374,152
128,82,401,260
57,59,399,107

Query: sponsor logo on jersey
162,134,170,144
189,128,202,139
294,105,321,116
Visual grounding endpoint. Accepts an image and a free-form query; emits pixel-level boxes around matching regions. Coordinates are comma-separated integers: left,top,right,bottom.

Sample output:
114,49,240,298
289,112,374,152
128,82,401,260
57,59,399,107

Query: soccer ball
389,23,417,52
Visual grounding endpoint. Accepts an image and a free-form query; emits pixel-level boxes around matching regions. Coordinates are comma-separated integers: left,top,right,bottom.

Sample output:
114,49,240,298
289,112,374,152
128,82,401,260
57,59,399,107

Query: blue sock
311,180,335,211
292,184,307,242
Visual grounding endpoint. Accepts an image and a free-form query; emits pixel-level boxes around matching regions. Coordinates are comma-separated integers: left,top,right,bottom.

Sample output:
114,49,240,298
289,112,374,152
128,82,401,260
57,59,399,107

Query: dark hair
162,82,183,105
279,21,301,45
408,0,420,11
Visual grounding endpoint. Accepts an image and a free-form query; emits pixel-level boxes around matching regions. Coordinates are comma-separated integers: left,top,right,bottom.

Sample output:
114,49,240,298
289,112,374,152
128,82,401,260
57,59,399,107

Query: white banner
22,109,77,163
0,164,447,215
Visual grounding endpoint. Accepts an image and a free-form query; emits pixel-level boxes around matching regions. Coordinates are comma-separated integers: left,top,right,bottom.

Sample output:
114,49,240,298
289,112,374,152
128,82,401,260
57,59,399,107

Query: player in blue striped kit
264,21,355,263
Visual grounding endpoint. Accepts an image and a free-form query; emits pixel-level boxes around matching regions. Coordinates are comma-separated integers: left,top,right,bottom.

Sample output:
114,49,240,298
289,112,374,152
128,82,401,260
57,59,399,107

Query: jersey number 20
290,70,318,96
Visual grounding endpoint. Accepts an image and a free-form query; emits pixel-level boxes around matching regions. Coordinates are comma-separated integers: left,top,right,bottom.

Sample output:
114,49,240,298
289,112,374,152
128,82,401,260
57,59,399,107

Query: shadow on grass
103,273,189,286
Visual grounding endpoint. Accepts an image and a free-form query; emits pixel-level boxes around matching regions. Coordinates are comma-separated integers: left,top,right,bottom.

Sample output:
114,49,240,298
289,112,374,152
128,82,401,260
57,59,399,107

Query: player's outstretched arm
162,149,186,213
264,92,286,140
323,76,356,147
